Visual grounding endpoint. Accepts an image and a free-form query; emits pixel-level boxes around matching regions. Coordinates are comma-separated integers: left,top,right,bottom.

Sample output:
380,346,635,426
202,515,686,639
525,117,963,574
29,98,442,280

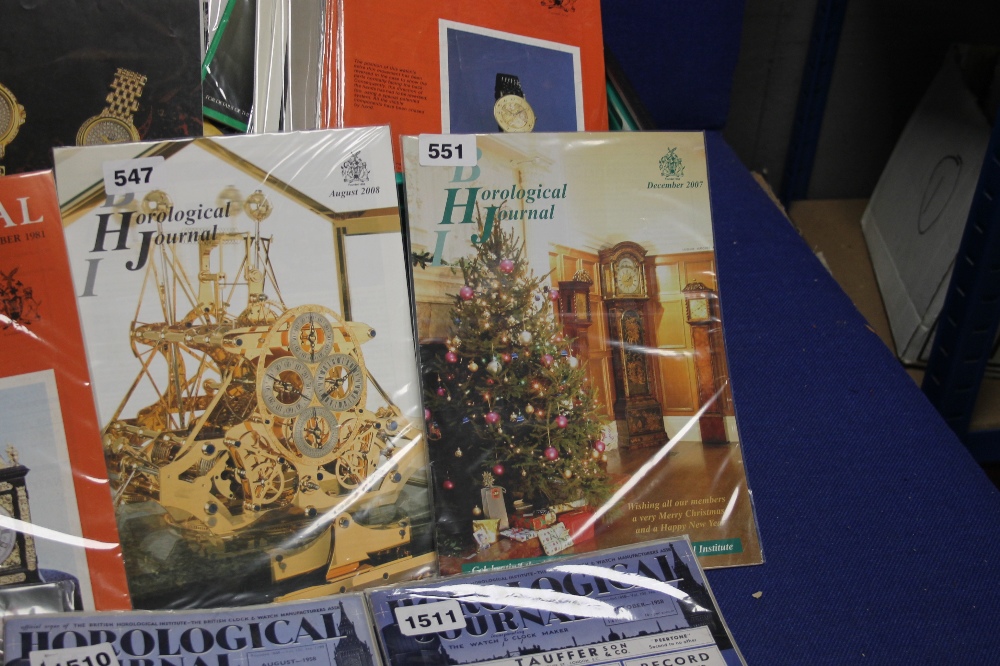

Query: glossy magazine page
0,171,130,610
402,132,762,574
51,127,435,609
366,536,746,666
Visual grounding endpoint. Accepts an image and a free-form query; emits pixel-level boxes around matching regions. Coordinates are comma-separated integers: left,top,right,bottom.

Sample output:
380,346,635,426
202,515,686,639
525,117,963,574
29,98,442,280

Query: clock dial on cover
292,406,339,459
315,353,364,411
616,257,641,295
0,505,17,565
261,356,314,418
289,311,334,362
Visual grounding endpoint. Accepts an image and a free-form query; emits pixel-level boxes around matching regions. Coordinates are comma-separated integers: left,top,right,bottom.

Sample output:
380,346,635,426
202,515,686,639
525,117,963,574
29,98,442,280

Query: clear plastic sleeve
49,126,436,609
401,131,763,575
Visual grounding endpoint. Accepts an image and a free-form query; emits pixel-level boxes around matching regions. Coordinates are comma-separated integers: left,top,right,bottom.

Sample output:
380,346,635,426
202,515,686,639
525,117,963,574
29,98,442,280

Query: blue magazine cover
366,537,745,666
4,593,381,666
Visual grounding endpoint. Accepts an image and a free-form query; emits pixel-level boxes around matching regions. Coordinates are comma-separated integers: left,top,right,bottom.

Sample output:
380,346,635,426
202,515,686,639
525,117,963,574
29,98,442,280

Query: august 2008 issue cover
52,127,435,609
367,536,746,666
403,132,762,574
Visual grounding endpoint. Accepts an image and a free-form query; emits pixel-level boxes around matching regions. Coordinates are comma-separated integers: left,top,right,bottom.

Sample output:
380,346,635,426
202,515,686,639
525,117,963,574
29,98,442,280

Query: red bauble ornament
442,479,455,490
544,446,559,461
549,288,560,301
542,354,554,367
593,440,606,453
445,351,458,364
436,386,447,396
459,285,475,301
501,353,512,363
484,411,500,425
499,259,515,274
555,415,568,428
492,464,505,476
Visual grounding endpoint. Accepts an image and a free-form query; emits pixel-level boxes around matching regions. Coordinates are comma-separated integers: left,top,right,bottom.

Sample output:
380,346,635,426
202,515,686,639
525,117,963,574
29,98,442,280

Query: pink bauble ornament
555,415,568,429
549,288,560,301
484,411,500,425
459,286,474,301
593,440,606,453
492,464,505,476
442,479,454,490
424,408,432,421
445,351,458,364
499,259,515,274
436,387,446,397
542,354,554,367
544,446,559,461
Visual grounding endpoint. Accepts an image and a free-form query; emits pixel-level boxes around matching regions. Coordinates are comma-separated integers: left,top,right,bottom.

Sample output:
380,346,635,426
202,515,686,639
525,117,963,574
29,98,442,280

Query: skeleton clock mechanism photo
598,241,669,449
101,189,428,603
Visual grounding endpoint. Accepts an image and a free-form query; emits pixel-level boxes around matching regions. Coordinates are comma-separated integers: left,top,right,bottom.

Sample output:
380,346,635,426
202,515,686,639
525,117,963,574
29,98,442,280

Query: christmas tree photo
421,222,612,556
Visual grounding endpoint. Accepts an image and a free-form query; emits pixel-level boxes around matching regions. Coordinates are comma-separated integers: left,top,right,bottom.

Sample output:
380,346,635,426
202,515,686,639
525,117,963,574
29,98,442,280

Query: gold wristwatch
493,73,536,133
76,68,147,145
0,82,26,175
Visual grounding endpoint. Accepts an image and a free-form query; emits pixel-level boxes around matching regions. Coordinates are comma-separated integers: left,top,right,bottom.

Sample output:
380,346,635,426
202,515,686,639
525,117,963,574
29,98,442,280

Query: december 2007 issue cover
52,127,435,609
402,132,762,574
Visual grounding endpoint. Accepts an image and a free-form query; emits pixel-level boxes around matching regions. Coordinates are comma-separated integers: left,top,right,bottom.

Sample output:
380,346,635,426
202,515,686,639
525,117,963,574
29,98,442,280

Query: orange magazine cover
0,171,130,609
326,0,608,171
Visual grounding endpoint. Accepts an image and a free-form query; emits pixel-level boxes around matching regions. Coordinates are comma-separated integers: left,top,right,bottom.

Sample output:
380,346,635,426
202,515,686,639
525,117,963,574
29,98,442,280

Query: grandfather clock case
598,241,669,449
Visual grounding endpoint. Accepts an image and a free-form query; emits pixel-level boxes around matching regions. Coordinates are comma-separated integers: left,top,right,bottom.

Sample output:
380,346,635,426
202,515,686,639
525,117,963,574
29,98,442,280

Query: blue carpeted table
603,2,1000,663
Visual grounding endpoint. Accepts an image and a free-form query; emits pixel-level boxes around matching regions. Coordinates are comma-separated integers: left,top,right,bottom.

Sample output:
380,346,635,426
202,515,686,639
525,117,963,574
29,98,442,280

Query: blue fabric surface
601,0,745,130
702,131,1000,663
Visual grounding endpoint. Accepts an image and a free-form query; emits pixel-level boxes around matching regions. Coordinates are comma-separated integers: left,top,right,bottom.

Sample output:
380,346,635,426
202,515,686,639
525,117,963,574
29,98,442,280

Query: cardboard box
861,50,992,365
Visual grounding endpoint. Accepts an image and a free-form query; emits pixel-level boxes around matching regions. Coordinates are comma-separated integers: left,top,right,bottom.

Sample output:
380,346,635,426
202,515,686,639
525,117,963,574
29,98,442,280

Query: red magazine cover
0,171,130,609
326,0,608,171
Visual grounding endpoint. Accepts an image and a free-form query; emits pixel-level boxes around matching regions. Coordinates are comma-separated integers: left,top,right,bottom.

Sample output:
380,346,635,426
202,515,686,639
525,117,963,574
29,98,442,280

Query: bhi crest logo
1,267,40,330
541,0,577,11
341,152,370,186
659,148,685,180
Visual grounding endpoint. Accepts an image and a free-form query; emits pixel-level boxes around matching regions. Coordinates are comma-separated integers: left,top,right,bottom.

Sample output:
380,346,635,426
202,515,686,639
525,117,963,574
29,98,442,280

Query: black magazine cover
203,0,256,131
0,0,203,175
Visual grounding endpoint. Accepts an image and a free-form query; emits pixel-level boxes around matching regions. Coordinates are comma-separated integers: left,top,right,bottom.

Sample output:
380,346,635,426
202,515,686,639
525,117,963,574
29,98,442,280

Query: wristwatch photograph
493,72,536,132
76,68,147,145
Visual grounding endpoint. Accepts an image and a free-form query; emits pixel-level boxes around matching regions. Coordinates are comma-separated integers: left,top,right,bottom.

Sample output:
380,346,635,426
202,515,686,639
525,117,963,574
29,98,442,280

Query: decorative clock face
0,505,17,565
689,298,710,321
77,116,138,145
0,94,13,137
494,95,536,132
315,353,365,411
292,406,339,459
615,256,642,295
289,311,334,362
261,356,314,418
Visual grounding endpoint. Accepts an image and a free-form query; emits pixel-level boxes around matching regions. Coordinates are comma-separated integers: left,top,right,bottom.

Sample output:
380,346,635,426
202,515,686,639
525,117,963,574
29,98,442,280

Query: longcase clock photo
598,241,669,449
